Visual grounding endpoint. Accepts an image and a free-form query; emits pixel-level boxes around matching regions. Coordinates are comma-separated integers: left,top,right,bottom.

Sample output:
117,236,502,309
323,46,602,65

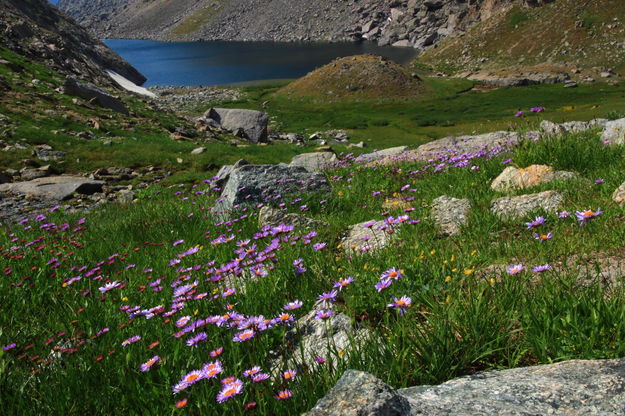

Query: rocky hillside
418,0,625,74
0,0,145,86
57,0,548,50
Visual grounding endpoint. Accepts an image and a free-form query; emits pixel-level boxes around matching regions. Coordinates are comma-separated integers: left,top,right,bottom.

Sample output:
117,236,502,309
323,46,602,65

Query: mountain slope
418,0,625,74
0,0,146,86
57,0,543,48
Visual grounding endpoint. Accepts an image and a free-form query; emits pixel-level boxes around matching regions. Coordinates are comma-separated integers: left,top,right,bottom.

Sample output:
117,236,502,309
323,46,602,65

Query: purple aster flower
387,296,412,316
525,216,545,229
318,290,338,306
2,343,16,352
558,211,570,218
375,279,392,292
575,208,602,225
283,300,303,310
507,264,524,275
232,329,255,342
186,332,208,347
381,268,403,281
314,309,334,320
532,264,552,273
140,355,160,372
251,373,270,383
333,276,354,290
121,335,141,347
216,379,243,403
313,242,327,251
533,232,553,242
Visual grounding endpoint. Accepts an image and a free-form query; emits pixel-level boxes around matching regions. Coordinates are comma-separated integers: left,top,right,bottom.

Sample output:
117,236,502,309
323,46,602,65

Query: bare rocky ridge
57,0,550,51
0,0,146,87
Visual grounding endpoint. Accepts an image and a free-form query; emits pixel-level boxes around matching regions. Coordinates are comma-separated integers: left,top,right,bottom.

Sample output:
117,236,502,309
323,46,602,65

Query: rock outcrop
490,190,564,220
202,108,268,144
290,152,338,172
63,77,129,114
490,165,578,191
309,358,625,415
213,164,331,214
431,195,471,236
1,0,146,87
0,176,105,201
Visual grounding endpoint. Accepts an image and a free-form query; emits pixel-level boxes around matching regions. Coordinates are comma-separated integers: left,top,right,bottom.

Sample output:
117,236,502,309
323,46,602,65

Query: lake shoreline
104,39,417,87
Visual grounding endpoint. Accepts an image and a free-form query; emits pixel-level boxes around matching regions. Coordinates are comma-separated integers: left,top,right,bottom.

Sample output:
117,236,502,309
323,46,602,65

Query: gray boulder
431,196,471,236
63,77,128,115
341,219,402,255
204,108,268,143
601,118,625,145
305,370,411,416
214,164,331,213
399,358,625,415
276,303,370,371
355,146,409,163
290,152,338,172
490,190,564,220
0,176,105,200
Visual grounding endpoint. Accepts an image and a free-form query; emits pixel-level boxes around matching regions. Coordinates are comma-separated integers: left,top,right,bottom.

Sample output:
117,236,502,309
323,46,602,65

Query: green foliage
509,11,529,28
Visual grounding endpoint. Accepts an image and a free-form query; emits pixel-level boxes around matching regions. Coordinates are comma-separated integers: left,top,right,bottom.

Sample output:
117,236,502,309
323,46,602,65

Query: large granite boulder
63,77,128,115
214,164,331,213
490,190,564,220
308,358,625,415
399,358,625,415
431,196,471,236
290,152,338,172
305,370,410,416
0,176,105,200
491,165,578,191
204,108,268,143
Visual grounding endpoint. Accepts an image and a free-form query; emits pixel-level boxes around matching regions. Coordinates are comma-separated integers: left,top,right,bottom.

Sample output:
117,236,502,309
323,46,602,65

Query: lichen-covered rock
431,196,471,236
541,119,608,136
399,358,625,415
290,152,338,172
258,206,328,230
341,219,397,254
214,164,331,214
490,190,563,220
612,182,625,205
491,165,578,191
601,118,625,145
272,304,370,372
305,370,411,416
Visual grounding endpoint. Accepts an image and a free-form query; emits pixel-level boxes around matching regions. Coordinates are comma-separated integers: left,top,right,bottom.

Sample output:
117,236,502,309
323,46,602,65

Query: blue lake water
104,39,417,87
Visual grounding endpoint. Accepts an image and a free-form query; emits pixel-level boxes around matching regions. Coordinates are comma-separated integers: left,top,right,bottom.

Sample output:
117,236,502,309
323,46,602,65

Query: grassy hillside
418,0,625,74
3,126,625,414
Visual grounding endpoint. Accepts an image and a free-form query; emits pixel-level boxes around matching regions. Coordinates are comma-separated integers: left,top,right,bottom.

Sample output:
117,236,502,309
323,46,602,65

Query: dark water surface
104,39,417,87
